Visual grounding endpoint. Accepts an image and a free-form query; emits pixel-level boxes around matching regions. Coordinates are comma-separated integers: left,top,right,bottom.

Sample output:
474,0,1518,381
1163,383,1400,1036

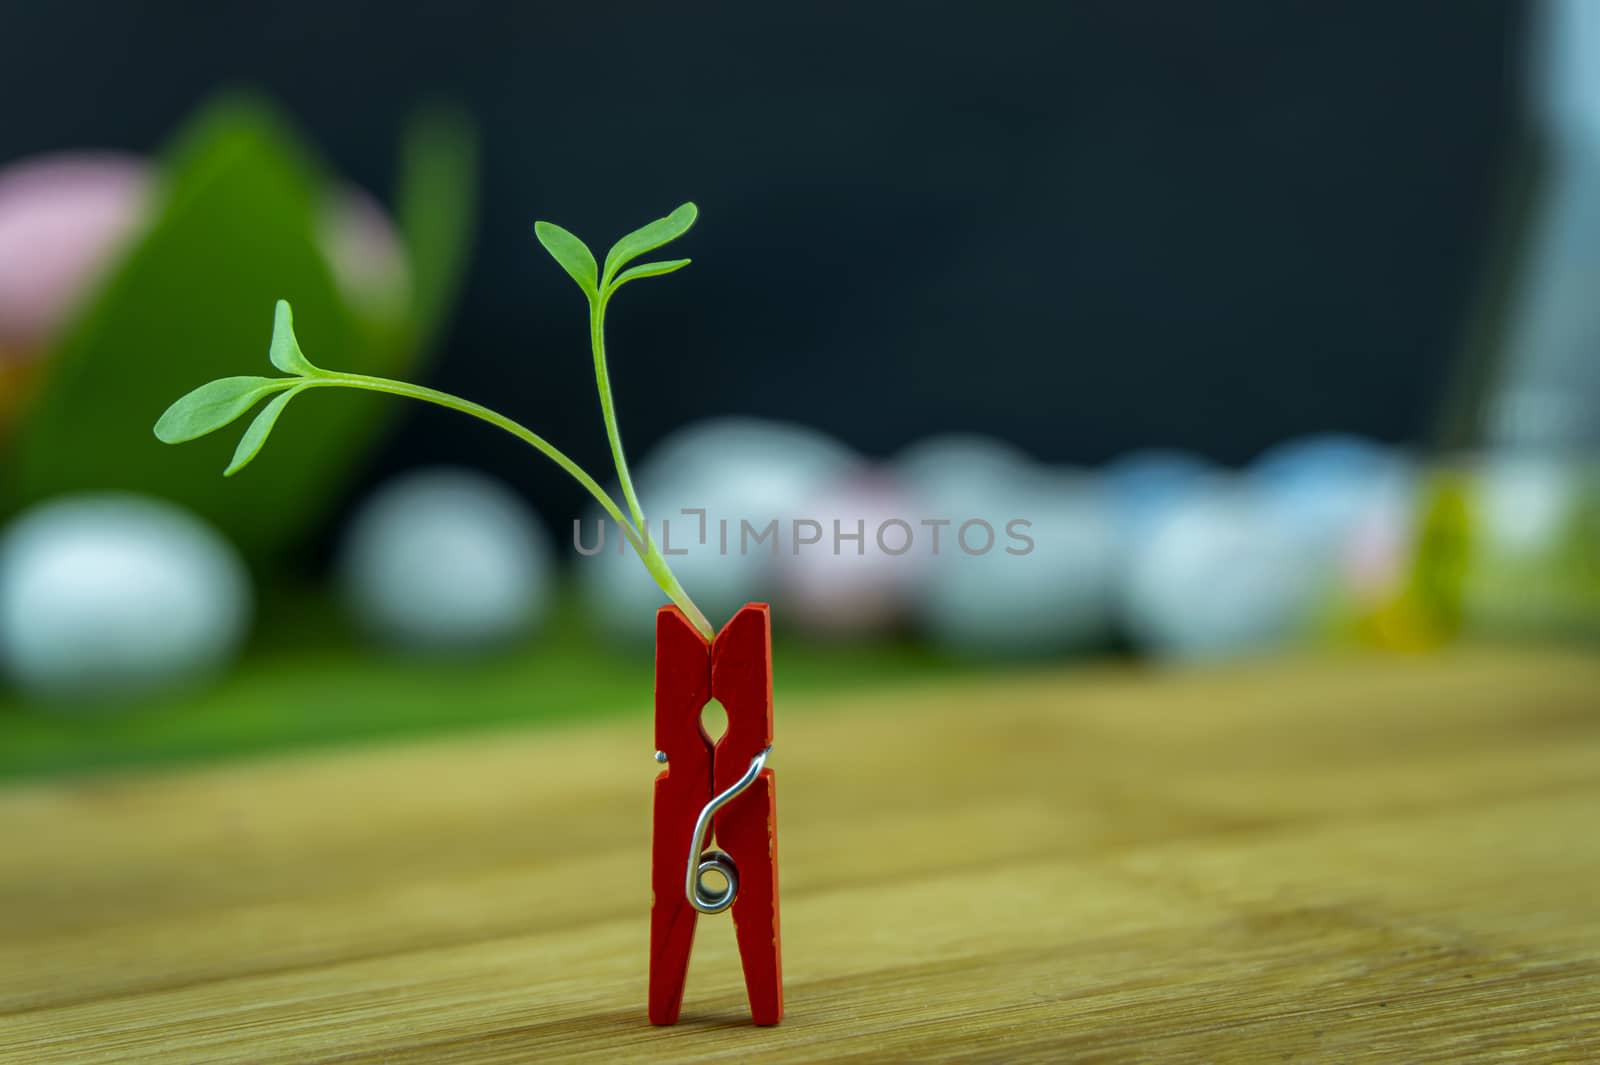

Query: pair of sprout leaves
156,202,715,636
155,202,696,475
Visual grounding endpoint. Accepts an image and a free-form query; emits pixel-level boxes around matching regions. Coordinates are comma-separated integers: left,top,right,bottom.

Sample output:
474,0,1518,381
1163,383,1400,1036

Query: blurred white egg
339,468,552,651
893,433,1037,512
776,468,924,636
0,495,252,699
578,418,857,641
1120,484,1324,661
644,417,858,488
893,435,1118,654
914,468,1117,656
1477,452,1581,557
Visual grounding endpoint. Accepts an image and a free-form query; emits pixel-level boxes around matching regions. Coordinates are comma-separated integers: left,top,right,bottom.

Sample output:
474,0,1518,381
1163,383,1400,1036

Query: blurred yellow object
1358,467,1476,652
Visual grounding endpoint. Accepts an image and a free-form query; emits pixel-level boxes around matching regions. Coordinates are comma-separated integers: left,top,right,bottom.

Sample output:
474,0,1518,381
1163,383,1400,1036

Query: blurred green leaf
268,299,319,375
226,386,304,476
601,202,697,287
6,95,403,559
153,376,288,444
396,105,478,346
534,221,598,299
609,258,691,293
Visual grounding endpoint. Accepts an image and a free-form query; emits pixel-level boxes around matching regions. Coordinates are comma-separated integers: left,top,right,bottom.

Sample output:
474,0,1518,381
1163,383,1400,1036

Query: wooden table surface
1,648,1597,1063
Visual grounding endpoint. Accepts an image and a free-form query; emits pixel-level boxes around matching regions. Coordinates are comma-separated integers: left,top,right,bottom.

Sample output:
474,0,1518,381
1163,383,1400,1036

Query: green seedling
156,202,713,638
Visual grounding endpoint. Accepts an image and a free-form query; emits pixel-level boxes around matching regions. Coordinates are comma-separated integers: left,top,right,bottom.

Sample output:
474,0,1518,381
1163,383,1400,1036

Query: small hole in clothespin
699,698,729,742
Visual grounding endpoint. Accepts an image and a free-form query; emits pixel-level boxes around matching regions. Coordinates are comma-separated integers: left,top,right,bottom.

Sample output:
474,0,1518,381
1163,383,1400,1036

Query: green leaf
5,94,400,560
154,376,290,444
534,221,598,298
602,203,697,287
609,258,691,292
268,299,318,375
225,386,303,477
396,104,478,346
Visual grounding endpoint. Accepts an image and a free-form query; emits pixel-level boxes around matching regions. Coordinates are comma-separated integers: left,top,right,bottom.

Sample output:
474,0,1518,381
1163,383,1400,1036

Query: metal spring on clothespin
682,746,772,913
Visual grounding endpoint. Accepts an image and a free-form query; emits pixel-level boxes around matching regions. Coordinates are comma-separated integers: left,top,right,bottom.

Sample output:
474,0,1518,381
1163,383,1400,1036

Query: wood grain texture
0,647,1597,1063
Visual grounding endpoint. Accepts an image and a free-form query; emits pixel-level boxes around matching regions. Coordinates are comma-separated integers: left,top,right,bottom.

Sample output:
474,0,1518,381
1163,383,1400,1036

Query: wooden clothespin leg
648,605,712,1026
711,604,782,1025
649,603,783,1026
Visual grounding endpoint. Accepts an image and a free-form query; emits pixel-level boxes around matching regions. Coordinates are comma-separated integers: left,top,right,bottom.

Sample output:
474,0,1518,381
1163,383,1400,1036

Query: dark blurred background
2,0,1592,776
0,1,1527,520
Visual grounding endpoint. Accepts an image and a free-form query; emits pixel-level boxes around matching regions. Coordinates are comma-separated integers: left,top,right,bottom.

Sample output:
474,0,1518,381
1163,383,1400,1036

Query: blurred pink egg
776,468,925,636
319,186,411,317
0,151,409,369
1341,493,1414,604
0,152,152,359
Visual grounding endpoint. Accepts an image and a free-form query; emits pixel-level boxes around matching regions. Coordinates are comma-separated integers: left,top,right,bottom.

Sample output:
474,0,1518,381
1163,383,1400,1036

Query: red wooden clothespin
649,602,782,1026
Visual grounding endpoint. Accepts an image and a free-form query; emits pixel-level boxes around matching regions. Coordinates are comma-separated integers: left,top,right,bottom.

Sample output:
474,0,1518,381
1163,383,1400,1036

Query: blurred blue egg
1250,434,1414,559
1120,486,1324,661
338,467,552,652
1100,448,1221,542
914,469,1117,656
578,418,858,641
0,495,252,700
